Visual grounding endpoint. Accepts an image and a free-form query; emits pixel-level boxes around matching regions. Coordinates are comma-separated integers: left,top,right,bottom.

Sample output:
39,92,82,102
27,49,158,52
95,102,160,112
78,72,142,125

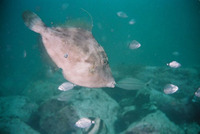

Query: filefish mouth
107,81,116,88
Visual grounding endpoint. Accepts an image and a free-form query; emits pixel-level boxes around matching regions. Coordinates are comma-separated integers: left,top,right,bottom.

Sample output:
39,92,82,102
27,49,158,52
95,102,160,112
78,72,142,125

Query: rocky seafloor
0,65,200,134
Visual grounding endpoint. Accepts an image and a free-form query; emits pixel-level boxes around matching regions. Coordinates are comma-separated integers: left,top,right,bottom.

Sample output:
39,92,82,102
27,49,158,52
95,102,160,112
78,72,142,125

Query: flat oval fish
195,88,200,97
58,82,75,91
163,84,179,94
22,11,115,88
75,117,108,134
75,118,95,128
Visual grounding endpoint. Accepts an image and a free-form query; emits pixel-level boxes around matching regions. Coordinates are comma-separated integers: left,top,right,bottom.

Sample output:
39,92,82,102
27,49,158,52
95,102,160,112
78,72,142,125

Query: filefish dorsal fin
54,8,93,31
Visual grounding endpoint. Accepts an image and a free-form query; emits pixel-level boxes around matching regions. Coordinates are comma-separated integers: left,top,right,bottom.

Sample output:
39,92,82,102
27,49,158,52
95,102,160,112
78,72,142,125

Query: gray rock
182,123,200,134
0,96,38,122
0,118,40,134
38,88,119,134
122,110,184,134
56,88,119,134
39,102,80,134
22,79,61,104
149,89,196,123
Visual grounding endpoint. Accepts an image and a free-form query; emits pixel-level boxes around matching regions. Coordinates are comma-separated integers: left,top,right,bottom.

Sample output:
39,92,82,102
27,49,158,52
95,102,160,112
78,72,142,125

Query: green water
1,0,200,94
0,0,200,133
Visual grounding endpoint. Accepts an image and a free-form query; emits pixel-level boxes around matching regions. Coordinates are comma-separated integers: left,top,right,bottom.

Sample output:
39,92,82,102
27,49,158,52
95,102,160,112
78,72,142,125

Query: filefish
22,11,115,88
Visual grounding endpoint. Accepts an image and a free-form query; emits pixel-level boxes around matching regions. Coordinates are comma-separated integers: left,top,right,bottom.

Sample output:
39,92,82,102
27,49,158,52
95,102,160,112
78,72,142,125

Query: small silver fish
75,118,95,128
129,19,135,25
23,50,27,58
195,88,200,97
76,117,108,134
58,82,75,91
117,11,128,18
192,88,200,103
172,51,180,56
84,118,107,134
163,84,179,94
167,61,181,68
129,40,141,50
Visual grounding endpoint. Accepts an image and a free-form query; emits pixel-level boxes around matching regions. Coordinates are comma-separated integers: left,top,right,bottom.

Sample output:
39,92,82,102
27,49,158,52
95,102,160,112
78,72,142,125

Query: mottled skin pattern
22,11,115,88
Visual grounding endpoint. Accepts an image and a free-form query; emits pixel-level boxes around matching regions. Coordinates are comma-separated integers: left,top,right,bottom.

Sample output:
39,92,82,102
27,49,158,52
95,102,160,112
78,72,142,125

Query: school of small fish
21,8,200,134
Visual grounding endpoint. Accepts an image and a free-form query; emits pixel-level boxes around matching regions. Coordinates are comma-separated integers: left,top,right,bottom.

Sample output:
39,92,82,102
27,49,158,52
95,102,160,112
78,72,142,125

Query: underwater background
0,0,200,134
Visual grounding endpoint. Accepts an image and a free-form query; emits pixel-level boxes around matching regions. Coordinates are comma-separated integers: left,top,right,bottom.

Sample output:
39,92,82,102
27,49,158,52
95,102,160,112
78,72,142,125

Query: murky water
0,0,200,133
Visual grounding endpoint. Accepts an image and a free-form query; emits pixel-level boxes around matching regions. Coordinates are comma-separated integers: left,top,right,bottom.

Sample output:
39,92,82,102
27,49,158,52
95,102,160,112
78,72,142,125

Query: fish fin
80,8,93,30
55,8,93,31
22,10,46,33
116,77,145,90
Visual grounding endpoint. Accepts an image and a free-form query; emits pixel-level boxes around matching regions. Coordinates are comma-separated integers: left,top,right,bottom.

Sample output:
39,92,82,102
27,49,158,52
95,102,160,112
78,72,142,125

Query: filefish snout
107,80,116,88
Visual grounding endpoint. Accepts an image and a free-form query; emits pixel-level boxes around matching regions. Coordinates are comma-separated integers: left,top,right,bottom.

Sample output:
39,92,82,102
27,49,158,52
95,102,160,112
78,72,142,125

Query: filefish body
22,11,115,88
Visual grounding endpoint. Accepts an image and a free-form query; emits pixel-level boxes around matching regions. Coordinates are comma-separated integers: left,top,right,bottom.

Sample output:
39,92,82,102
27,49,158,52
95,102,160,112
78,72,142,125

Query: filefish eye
104,60,108,64
64,53,68,58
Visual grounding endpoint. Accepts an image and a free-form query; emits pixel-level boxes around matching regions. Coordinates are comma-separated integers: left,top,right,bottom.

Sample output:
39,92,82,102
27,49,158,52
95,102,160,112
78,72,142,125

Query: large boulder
0,96,39,134
38,88,120,134
0,96,38,122
122,110,184,134
39,102,80,134
22,79,61,104
0,118,39,134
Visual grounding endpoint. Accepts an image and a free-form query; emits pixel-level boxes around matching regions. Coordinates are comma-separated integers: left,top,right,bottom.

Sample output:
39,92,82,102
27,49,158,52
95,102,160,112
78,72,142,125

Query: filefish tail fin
116,77,145,90
22,10,46,34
